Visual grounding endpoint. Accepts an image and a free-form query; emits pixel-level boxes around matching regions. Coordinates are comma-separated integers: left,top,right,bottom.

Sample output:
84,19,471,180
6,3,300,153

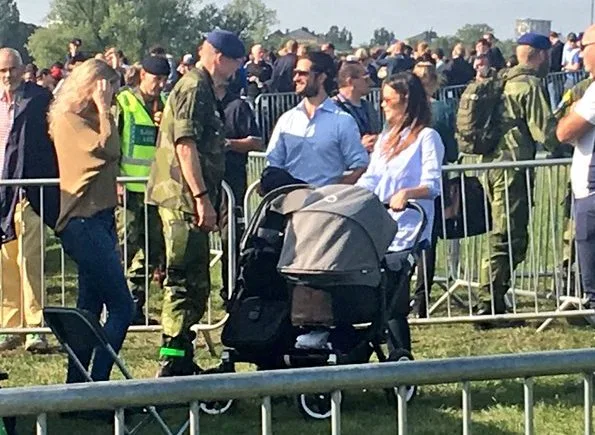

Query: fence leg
36,413,47,435
331,390,342,435
397,385,408,435
462,381,472,435
262,396,272,435
524,377,534,435
586,373,593,435
114,408,126,435
189,401,200,435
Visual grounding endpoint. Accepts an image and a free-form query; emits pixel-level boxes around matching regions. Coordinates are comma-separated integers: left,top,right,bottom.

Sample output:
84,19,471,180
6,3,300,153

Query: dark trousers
575,195,595,305
58,208,135,382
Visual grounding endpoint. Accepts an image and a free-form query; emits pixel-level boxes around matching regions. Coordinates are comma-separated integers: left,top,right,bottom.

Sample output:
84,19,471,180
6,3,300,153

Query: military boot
156,335,202,378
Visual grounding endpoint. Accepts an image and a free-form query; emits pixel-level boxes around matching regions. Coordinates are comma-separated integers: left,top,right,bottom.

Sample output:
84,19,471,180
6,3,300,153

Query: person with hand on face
145,29,245,377
49,59,134,383
115,56,170,325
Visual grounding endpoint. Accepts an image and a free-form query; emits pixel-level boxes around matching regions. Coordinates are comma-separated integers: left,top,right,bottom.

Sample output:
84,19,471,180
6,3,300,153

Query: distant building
268,28,326,46
515,19,551,37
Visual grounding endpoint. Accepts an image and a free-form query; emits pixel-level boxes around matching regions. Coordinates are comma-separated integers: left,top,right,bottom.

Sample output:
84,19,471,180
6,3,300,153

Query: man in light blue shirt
266,51,369,187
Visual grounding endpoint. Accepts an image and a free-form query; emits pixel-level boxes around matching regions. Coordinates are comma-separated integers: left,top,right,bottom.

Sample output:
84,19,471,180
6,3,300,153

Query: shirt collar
296,96,335,114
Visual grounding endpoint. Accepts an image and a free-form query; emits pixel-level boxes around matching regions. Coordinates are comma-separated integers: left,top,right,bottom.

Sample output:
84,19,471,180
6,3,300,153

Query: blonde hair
412,61,442,97
354,48,369,61
49,59,119,139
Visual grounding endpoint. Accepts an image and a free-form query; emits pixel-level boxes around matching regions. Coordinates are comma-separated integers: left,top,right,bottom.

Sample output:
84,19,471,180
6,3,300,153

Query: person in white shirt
556,24,595,313
356,71,444,353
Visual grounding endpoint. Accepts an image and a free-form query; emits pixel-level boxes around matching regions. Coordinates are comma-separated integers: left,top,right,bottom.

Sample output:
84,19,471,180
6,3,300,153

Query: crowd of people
0,22,593,391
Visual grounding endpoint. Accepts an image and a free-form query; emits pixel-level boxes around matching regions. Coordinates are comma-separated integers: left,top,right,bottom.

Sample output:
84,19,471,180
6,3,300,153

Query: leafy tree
324,25,353,49
27,0,207,67
370,27,395,47
498,39,517,59
0,0,20,47
219,0,277,46
454,23,494,47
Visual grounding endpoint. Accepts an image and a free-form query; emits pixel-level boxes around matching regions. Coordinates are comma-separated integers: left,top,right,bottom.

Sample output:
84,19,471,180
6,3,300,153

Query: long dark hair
382,71,431,160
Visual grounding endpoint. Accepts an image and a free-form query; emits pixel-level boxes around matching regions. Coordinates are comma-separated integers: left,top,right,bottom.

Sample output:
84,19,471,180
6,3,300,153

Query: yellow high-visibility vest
116,89,165,193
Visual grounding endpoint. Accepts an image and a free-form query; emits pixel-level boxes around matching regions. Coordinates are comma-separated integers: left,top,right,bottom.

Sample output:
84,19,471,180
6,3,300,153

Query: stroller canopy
277,184,398,287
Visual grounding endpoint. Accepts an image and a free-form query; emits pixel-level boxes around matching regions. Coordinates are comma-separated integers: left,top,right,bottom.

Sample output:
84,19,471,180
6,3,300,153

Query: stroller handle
384,201,428,251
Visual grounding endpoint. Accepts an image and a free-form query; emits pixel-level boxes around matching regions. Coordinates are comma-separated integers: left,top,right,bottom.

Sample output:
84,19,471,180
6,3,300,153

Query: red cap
50,66,63,81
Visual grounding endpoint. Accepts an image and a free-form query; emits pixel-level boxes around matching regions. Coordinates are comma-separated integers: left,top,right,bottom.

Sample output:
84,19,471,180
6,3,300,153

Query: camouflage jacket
145,67,225,213
483,65,560,162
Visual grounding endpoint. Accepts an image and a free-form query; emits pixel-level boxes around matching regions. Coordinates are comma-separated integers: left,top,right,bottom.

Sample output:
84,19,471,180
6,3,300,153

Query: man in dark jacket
268,40,298,93
0,48,59,352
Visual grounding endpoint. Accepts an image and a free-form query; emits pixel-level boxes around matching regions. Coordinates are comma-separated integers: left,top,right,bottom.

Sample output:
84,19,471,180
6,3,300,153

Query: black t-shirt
221,96,261,193
245,60,273,98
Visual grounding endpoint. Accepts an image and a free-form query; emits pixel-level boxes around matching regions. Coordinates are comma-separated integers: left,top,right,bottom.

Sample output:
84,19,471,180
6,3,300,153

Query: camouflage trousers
115,192,165,317
479,168,532,313
158,207,211,348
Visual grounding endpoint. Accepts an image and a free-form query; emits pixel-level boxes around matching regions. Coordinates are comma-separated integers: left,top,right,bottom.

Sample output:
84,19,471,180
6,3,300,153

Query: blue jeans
58,208,134,382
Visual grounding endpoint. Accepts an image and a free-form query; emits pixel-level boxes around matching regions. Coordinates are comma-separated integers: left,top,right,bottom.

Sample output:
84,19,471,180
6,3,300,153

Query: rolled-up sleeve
265,119,286,168
420,129,444,199
339,116,369,170
172,86,203,144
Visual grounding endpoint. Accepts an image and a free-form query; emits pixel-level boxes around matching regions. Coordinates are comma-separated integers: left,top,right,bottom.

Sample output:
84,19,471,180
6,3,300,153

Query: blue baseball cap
517,32,552,50
206,30,246,59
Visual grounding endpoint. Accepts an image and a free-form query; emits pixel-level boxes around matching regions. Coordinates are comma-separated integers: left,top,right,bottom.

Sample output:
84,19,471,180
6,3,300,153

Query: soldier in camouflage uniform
145,30,245,377
476,33,561,328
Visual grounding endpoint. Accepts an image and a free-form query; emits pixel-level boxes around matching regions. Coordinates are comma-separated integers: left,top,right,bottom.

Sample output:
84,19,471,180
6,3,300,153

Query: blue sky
16,0,592,45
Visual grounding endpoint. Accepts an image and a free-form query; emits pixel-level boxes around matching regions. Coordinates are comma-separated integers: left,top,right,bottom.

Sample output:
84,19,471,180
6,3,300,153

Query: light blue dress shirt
266,98,369,186
357,127,444,252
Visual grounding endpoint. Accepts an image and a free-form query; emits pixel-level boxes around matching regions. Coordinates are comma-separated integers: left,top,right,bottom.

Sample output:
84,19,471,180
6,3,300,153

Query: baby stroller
214,184,427,419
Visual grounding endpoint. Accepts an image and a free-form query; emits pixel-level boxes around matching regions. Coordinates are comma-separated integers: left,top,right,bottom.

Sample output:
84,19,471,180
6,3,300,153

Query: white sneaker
0,334,23,351
24,334,49,352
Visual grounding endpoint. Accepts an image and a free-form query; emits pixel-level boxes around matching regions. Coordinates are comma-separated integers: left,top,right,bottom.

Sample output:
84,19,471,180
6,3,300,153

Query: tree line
0,0,517,67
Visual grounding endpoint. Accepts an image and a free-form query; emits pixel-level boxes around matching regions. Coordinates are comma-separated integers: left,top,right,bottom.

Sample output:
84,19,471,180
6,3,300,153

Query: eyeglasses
293,69,311,77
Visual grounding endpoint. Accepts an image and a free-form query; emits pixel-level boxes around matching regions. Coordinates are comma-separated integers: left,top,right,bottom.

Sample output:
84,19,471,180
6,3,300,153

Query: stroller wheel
199,399,235,415
384,349,417,404
297,393,333,419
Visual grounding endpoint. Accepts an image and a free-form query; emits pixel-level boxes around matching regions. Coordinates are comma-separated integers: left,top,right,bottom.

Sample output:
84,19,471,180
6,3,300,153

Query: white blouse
356,127,445,252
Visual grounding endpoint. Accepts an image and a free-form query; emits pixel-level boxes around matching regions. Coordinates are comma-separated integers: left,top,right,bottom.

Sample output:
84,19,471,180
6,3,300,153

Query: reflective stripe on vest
116,89,164,192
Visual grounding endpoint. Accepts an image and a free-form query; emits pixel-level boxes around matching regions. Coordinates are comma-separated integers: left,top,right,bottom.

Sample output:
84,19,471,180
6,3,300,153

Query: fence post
114,408,125,435
36,413,47,435
331,390,342,435
397,385,408,435
585,373,593,435
462,381,472,435
189,401,200,435
261,396,272,435
524,377,534,435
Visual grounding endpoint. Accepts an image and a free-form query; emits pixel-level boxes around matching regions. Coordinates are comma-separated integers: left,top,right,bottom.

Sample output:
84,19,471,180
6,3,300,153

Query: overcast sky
16,0,592,44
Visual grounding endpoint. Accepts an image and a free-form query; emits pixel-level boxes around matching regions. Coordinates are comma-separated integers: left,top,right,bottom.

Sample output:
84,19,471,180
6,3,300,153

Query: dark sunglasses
293,69,312,77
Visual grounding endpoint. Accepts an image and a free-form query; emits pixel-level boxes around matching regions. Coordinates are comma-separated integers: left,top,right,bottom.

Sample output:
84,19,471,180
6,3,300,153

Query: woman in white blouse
357,72,445,252
356,72,444,353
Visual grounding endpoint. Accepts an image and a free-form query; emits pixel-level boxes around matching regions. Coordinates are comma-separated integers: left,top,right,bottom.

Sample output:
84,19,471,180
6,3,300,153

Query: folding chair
43,307,177,435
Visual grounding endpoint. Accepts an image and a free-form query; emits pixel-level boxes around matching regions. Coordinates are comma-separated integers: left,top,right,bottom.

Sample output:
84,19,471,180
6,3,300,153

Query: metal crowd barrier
1,155,592,335
0,178,236,344
253,71,588,144
2,347,595,435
